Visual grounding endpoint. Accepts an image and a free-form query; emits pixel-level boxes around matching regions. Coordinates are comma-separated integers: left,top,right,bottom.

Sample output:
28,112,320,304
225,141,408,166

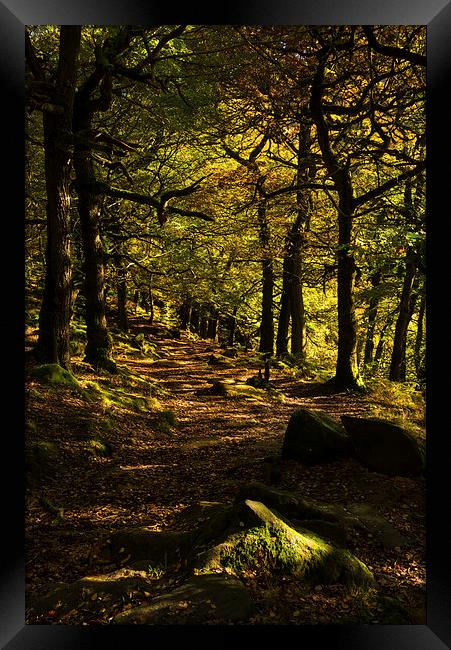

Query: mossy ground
30,364,82,391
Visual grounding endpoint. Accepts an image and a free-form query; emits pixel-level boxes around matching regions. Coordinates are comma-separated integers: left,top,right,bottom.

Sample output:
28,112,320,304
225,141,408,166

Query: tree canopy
25,24,425,386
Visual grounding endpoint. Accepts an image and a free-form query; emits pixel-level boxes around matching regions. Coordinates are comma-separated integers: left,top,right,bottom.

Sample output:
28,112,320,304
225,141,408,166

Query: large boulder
235,482,409,549
341,415,424,477
282,408,350,463
194,500,374,589
113,573,254,624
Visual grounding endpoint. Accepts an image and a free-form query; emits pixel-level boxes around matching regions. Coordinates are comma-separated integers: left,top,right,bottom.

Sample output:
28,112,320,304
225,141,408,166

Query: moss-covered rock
29,364,82,391
236,482,409,550
194,500,374,589
291,519,349,547
282,408,350,464
81,381,160,413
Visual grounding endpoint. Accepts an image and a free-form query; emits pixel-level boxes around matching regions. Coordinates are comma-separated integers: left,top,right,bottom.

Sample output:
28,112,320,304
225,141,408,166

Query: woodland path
25,319,425,622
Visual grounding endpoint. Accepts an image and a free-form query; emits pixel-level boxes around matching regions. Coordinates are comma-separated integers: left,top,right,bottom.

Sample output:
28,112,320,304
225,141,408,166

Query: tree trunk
414,293,426,382
73,100,115,370
276,254,291,357
190,305,200,333
227,307,237,347
389,249,417,381
334,176,361,390
35,27,82,369
179,297,192,330
199,313,208,339
363,271,382,368
258,203,274,355
148,280,154,325
374,315,394,368
310,60,362,390
114,254,129,332
289,231,306,358
290,122,312,359
207,306,219,340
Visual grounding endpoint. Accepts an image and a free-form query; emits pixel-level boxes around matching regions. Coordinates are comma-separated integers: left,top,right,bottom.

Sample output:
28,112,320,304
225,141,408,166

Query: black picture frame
2,1,450,647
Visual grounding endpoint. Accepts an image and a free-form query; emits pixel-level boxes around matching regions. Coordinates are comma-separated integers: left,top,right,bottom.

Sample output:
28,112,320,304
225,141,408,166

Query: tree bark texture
35,27,82,369
389,249,417,381
310,57,362,390
114,253,129,332
363,271,381,367
258,203,274,355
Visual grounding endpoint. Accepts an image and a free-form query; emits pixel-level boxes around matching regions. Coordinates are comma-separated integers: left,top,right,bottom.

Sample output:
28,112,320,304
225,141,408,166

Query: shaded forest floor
25,316,426,625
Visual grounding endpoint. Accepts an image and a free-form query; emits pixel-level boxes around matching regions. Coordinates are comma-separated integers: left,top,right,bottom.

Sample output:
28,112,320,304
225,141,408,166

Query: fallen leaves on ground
25,317,426,625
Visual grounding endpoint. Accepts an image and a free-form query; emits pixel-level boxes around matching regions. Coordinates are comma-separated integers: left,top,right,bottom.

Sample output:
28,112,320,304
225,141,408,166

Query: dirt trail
25,321,424,607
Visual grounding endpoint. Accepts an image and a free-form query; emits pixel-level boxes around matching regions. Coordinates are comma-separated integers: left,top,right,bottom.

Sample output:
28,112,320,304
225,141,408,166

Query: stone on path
195,499,375,589
341,415,424,477
282,408,350,464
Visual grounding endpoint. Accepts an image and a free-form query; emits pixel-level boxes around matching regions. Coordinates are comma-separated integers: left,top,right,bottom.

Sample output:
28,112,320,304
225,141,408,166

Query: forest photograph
24,24,426,626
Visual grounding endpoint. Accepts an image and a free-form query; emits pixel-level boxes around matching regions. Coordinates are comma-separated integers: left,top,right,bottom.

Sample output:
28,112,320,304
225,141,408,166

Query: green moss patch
195,500,374,589
81,380,160,413
87,437,113,457
30,364,82,391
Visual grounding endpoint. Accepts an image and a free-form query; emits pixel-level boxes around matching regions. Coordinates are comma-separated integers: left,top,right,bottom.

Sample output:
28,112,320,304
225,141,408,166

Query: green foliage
87,437,113,457
81,380,161,413
220,525,303,575
146,564,165,579
365,377,425,442
26,25,425,390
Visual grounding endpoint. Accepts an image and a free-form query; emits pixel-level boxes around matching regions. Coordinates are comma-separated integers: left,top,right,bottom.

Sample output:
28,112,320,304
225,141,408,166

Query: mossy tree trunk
72,55,119,369
275,123,312,360
190,304,200,333
374,314,394,368
389,180,421,382
199,312,209,339
32,27,82,370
